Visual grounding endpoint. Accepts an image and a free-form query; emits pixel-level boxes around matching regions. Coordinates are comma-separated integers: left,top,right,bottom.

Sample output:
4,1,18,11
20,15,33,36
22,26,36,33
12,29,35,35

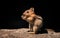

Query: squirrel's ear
30,7,34,11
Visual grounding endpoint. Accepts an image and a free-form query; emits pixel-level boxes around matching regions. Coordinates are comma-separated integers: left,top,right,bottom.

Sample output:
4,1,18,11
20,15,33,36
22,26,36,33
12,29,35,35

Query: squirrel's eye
27,11,29,13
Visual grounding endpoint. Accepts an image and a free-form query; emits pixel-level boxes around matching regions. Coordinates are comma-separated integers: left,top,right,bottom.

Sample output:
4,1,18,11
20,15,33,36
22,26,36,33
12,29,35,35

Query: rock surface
0,28,60,38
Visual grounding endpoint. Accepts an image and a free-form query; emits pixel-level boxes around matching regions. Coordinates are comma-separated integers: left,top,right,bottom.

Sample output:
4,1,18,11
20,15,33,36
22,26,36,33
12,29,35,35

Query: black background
0,0,60,32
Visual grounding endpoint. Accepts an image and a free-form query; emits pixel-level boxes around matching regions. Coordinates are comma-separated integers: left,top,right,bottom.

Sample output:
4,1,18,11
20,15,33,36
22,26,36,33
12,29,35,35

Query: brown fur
21,7,43,34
